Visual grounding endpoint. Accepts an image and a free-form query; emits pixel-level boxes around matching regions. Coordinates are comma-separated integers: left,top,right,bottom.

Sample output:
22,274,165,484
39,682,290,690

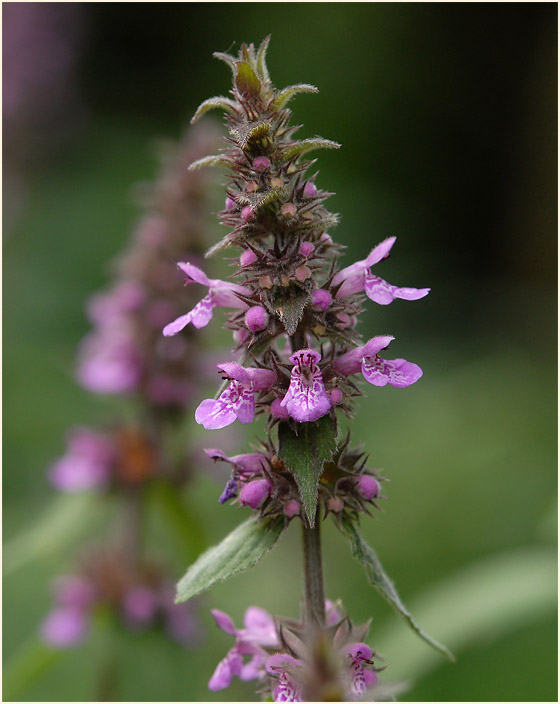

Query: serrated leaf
283,138,341,161
256,35,271,83
188,154,231,171
339,517,455,662
270,84,319,111
191,96,238,123
176,517,284,603
235,60,262,98
267,285,310,336
278,415,338,527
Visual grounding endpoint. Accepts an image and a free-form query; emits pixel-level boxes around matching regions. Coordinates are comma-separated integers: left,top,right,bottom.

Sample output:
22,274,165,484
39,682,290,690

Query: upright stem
302,521,326,627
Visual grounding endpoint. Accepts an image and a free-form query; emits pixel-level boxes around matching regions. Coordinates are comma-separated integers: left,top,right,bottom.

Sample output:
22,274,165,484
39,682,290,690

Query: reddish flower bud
356,475,380,500
245,306,269,332
271,397,290,420
328,388,343,405
312,288,332,311
240,249,258,267
241,206,254,221
253,156,271,171
303,181,317,198
295,265,311,282
283,499,300,517
327,496,344,512
225,196,236,211
299,242,315,257
280,203,297,218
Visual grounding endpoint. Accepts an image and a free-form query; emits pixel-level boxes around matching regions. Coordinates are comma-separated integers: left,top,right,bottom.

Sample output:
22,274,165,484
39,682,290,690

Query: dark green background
3,3,557,702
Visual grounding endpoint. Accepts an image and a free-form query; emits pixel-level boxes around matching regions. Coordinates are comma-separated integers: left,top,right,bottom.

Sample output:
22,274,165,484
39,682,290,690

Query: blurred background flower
3,3,556,702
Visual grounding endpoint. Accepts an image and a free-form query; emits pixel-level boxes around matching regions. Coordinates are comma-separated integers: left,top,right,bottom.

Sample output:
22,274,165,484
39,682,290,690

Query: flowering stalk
171,38,453,701
40,123,221,668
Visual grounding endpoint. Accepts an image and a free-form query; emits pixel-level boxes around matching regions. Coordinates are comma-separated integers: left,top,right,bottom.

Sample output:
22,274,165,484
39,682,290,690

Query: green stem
302,521,326,627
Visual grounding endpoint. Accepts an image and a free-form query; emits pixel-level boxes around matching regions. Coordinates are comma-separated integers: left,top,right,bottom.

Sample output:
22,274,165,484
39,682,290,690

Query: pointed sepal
191,96,239,123
282,137,341,160
189,154,231,171
270,84,319,111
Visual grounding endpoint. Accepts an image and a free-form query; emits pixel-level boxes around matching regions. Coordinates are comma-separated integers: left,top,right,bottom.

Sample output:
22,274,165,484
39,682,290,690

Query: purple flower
209,607,279,691
49,428,115,492
280,349,331,423
266,654,303,702
332,237,430,304
122,585,158,627
40,607,89,648
343,643,379,699
334,336,422,388
76,326,143,394
162,262,250,335
195,363,276,429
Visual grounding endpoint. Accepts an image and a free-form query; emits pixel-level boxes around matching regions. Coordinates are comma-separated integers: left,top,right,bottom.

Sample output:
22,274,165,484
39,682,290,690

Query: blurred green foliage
3,3,556,702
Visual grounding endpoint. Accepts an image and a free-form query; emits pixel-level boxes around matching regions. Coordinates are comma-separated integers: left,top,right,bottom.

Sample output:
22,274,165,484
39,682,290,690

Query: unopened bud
271,397,290,420
356,475,380,500
312,289,332,311
327,496,344,512
253,156,271,171
225,196,236,211
241,206,254,222
246,181,259,193
270,177,284,188
320,232,333,244
239,479,272,509
303,181,318,198
299,242,315,257
283,499,300,517
240,249,257,267
295,265,311,282
328,388,343,405
258,275,273,289
245,306,269,332
233,328,249,344
280,203,297,218
335,312,352,329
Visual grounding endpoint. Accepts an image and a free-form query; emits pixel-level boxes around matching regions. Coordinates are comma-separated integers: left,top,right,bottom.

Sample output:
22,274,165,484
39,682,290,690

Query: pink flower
49,428,115,492
332,237,430,304
280,349,331,423
40,607,89,649
209,607,279,691
162,262,250,335
195,363,276,429
334,336,422,388
239,479,272,509
266,654,303,702
343,643,379,699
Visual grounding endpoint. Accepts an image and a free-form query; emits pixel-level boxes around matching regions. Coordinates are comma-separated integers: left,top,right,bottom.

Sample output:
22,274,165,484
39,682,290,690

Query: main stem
302,521,326,627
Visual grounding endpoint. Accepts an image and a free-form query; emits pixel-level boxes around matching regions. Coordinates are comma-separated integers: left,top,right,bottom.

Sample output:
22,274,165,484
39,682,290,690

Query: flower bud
253,156,271,171
246,181,259,193
245,306,269,332
328,388,343,405
240,249,257,267
270,176,284,188
258,275,273,289
356,475,380,500
335,312,352,329
327,496,344,512
233,328,249,345
280,203,297,218
225,196,236,211
320,232,333,244
283,499,300,517
312,288,332,311
239,479,272,509
303,181,317,198
295,265,311,282
299,242,315,257
241,205,254,222
122,586,158,625
271,397,290,420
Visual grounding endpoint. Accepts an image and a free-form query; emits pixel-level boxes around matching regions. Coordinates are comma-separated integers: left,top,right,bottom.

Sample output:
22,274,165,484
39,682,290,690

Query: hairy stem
302,521,326,627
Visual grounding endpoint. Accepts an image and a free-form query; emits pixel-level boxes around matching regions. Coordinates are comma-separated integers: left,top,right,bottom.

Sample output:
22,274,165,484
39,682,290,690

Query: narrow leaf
176,517,284,603
270,84,319,111
283,138,341,161
213,51,236,73
278,415,338,527
339,517,455,662
235,60,261,98
191,96,238,123
256,35,271,83
188,154,231,171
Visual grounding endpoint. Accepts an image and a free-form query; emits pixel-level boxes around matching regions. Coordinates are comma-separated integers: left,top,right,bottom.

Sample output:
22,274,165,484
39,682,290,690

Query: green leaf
339,517,455,662
282,138,341,161
266,285,310,336
176,517,284,603
278,415,338,527
213,51,237,73
235,61,262,98
188,154,230,171
3,638,65,700
256,35,271,83
270,84,319,111
191,96,238,123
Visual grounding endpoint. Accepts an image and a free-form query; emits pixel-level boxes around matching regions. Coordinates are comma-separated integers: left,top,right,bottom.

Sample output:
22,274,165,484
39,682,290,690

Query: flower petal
208,648,243,691
177,261,211,286
365,272,430,305
195,398,237,430
361,356,423,388
232,382,255,425
211,609,238,636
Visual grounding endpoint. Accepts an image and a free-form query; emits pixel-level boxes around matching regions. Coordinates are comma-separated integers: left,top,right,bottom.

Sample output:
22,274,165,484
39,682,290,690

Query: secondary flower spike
281,349,331,423
334,335,423,388
163,262,250,335
332,236,430,304
195,363,276,429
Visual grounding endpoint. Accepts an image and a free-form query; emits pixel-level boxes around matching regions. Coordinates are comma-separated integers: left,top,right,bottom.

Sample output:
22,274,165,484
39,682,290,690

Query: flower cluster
205,433,384,523
40,548,201,649
209,601,382,701
77,123,219,408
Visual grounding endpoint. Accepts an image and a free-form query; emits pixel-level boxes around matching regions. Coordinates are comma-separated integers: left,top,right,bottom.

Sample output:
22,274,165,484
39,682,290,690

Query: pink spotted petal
232,383,255,425
195,398,237,430
208,648,243,691
361,356,423,388
246,367,277,390
217,362,251,384
365,272,430,305
162,294,214,335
